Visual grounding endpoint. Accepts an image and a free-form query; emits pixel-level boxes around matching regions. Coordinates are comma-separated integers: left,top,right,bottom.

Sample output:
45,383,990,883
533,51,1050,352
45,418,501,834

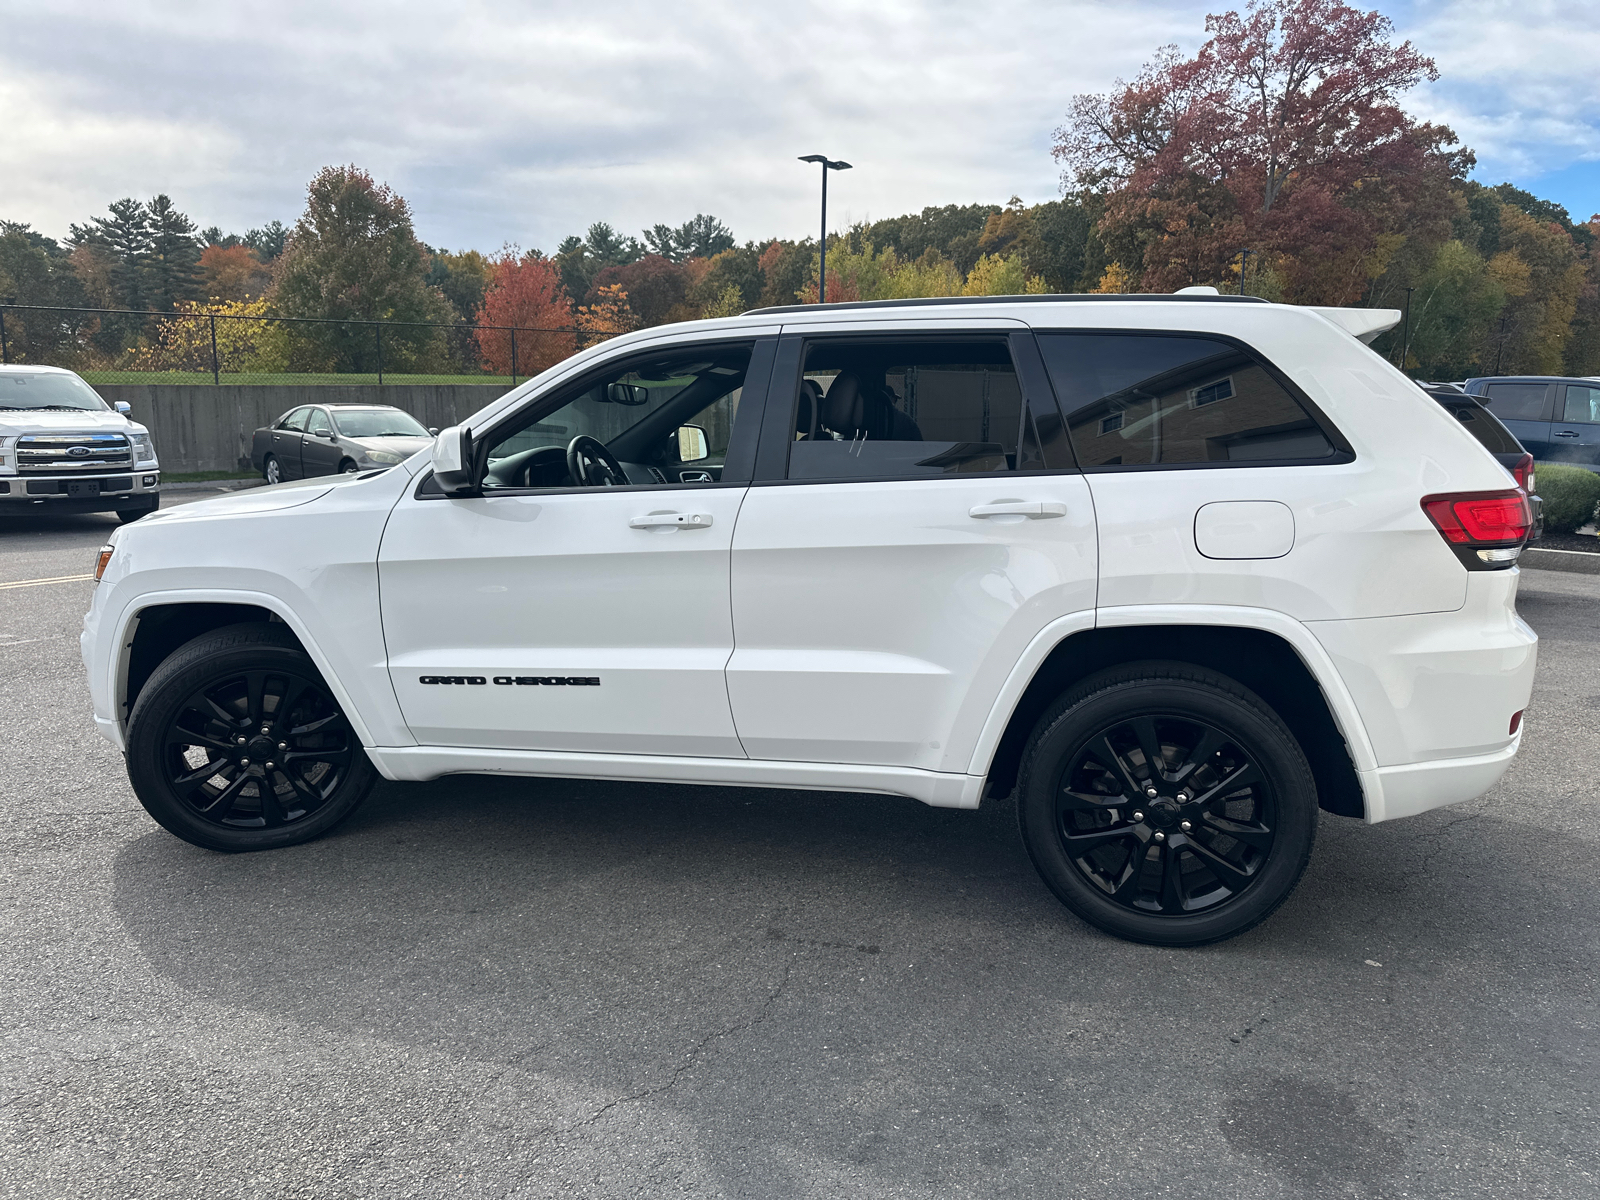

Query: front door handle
969,500,1068,519
630,512,713,529
1555,430,1580,438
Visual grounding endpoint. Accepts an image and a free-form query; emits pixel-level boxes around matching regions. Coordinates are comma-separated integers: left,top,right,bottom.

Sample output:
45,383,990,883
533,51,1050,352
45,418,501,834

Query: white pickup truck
0,365,160,522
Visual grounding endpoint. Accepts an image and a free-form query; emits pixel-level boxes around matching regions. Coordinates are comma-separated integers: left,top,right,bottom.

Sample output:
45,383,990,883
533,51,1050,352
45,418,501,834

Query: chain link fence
0,304,619,387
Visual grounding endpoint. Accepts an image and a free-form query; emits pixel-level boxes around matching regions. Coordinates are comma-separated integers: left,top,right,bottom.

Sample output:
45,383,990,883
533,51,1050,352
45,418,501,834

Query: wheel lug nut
1132,811,1144,823
236,736,246,745
1181,820,1192,831
265,761,275,770
277,742,287,751
1145,787,1158,798
240,758,250,766
1154,831,1166,842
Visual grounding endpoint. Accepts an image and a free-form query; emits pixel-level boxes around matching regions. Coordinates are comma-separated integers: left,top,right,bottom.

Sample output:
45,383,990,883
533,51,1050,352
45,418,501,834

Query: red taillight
1509,452,1534,493
1421,490,1532,545
1509,710,1523,735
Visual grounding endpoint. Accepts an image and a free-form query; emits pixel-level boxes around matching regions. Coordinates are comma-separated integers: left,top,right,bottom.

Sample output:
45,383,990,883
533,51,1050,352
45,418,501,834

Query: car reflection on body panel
249,403,436,484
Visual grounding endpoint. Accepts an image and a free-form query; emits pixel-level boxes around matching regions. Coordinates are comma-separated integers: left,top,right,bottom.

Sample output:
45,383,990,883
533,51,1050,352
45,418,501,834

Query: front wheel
1016,661,1317,946
117,498,158,524
126,623,376,852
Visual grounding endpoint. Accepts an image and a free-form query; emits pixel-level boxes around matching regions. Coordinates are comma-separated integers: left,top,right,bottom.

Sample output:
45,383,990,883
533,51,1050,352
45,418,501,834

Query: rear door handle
969,500,1068,519
1555,430,1580,438
630,512,713,529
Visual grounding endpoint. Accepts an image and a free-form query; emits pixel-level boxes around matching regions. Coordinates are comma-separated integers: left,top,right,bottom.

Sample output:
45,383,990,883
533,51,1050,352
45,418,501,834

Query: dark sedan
251,404,435,484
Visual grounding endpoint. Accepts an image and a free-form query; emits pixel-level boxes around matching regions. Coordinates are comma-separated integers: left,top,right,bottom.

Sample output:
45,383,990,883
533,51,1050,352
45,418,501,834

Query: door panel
379,488,749,755
728,476,1096,772
1547,383,1600,468
1480,383,1553,460
301,409,343,475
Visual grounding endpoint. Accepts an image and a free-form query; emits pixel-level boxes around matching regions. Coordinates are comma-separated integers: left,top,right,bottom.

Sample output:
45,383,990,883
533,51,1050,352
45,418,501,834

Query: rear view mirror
606,383,651,406
676,424,709,463
432,424,477,494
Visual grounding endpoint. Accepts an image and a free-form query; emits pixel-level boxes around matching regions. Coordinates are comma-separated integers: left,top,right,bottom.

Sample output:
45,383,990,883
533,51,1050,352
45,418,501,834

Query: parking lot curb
1523,546,1600,574
161,479,265,494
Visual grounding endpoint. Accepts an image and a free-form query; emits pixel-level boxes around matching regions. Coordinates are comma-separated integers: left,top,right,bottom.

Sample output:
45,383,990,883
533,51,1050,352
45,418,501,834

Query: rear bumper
0,471,160,513
1358,735,1521,823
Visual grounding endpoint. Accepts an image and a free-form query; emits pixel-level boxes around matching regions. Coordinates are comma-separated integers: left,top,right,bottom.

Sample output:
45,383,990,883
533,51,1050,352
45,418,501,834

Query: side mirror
432,425,477,494
427,427,439,437
114,401,132,416
676,424,709,463
316,428,336,440
606,383,651,406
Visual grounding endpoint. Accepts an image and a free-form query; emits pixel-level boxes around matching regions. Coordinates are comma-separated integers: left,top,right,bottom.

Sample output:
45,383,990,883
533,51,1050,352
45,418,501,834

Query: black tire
126,622,376,852
1016,661,1317,947
339,460,359,474
116,498,159,524
263,455,281,485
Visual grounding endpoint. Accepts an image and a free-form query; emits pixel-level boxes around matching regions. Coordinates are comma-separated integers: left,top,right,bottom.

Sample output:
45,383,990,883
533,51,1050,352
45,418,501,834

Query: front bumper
0,471,160,513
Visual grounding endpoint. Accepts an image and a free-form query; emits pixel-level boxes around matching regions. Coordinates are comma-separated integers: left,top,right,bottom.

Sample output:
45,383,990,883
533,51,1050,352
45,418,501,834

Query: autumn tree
474,252,575,376
1055,0,1466,301
270,165,452,372
200,244,271,301
589,254,690,326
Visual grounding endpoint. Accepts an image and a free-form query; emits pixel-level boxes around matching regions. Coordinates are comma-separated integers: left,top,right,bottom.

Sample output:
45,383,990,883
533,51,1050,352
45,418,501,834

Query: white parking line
0,573,95,590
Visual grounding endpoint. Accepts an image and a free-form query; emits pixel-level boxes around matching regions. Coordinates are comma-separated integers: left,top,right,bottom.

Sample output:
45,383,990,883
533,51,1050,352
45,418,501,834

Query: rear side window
787,338,1049,480
277,407,309,431
1035,333,1337,467
1483,383,1550,422
1562,384,1600,424
1442,402,1521,455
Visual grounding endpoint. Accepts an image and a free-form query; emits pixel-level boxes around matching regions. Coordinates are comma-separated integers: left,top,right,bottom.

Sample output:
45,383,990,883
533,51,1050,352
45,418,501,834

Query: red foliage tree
588,254,691,326
474,253,576,376
1055,0,1468,302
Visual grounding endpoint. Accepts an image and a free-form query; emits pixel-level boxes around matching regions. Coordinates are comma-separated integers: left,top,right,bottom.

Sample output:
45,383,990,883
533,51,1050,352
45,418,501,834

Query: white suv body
1,365,161,520
80,296,1537,944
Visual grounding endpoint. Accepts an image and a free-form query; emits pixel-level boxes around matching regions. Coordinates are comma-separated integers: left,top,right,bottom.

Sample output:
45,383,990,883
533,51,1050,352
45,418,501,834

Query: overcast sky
1,0,1595,254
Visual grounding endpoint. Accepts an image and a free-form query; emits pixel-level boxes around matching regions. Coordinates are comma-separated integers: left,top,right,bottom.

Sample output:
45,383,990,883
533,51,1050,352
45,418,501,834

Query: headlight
0,435,15,476
363,450,404,464
129,433,158,465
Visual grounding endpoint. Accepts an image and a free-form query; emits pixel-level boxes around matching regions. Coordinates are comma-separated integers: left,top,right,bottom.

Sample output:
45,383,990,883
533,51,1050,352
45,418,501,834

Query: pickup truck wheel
116,499,158,524
1016,661,1316,947
263,455,281,485
126,623,376,852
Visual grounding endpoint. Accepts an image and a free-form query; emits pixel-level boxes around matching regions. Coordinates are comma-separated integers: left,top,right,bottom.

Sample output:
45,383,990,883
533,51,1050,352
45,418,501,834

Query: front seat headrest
796,378,823,438
821,373,866,437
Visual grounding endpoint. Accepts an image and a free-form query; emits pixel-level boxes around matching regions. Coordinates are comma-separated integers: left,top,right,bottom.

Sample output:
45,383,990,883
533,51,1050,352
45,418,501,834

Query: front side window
1483,383,1550,422
788,338,1041,481
1562,385,1600,424
479,342,753,490
1036,333,1337,467
305,409,332,435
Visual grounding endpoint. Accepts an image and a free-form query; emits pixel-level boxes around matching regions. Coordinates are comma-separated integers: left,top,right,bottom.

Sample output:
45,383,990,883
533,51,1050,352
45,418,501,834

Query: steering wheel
566,434,628,487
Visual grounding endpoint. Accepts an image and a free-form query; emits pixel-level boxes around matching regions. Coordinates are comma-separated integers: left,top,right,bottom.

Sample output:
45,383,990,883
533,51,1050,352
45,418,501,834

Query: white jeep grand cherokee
81,294,1537,945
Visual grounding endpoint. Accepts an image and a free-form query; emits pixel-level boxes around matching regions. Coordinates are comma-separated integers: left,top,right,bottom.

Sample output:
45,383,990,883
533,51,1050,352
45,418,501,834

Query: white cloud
0,0,1593,251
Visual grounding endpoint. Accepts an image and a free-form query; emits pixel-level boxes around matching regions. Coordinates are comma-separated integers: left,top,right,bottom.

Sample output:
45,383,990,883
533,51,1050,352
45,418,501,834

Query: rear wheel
263,455,281,485
1016,661,1317,946
126,623,376,852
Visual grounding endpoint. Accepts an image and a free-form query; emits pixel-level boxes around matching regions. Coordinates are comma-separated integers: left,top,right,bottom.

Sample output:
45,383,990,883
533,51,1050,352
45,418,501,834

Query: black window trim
749,329,1085,487
414,335,776,500
1028,326,1356,472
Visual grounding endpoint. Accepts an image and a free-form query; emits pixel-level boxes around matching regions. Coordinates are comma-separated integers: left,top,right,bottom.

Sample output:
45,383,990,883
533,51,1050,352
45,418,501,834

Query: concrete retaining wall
93,384,513,474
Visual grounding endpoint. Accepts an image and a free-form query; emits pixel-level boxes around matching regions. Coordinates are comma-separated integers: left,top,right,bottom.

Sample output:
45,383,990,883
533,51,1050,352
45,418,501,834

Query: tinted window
277,408,309,431
305,409,332,434
1439,402,1521,455
1562,385,1600,424
788,339,1044,480
1483,383,1550,422
1036,333,1335,467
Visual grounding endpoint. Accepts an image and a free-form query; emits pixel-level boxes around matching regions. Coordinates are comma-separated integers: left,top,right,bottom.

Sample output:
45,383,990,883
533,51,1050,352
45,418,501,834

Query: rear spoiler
1309,307,1402,345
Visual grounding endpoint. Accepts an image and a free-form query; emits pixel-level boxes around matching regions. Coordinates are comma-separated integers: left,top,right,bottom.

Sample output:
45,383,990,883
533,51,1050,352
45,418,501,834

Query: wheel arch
112,592,378,750
976,617,1369,820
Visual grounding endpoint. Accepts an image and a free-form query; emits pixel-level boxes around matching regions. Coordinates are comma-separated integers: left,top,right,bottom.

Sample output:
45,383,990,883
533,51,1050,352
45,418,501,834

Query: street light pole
799,155,852,303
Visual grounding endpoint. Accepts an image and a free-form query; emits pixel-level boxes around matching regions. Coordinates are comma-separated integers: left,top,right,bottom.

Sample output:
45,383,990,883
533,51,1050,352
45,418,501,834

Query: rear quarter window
1034,332,1340,468
1482,383,1551,422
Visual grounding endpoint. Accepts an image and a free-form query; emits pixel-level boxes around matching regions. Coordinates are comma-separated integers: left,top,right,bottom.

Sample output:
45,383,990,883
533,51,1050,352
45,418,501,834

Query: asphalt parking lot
2,497,1596,1199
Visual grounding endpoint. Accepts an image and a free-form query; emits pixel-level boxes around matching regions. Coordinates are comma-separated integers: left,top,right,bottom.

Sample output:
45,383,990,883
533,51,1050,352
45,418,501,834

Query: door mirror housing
676,424,709,462
113,401,132,415
432,424,478,494
427,426,439,437
315,428,336,440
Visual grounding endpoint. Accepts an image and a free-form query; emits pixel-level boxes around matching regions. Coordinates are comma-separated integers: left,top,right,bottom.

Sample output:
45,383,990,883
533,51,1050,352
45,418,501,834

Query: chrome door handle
630,512,713,529
1555,430,1580,438
969,500,1068,519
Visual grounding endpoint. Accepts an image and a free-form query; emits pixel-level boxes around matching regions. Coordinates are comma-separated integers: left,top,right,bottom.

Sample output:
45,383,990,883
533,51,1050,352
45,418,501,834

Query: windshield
0,371,109,412
330,408,429,438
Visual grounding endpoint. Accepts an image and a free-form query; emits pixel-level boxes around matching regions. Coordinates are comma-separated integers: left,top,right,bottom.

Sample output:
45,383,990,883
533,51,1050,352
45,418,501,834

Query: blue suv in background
1463,376,1600,470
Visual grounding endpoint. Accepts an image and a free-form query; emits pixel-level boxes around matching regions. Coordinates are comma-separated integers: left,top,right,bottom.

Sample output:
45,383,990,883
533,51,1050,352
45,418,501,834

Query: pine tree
145,194,203,311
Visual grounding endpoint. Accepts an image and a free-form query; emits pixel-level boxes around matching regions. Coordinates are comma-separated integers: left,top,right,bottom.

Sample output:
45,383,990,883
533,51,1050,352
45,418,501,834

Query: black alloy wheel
1016,662,1317,946
126,623,375,851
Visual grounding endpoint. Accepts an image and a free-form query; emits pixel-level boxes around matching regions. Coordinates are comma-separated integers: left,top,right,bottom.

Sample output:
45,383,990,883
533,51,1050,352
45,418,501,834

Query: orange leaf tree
474,253,577,376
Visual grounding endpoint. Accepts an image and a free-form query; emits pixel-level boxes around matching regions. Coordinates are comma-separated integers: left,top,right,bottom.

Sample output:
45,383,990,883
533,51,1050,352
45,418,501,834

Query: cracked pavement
1,506,1596,1198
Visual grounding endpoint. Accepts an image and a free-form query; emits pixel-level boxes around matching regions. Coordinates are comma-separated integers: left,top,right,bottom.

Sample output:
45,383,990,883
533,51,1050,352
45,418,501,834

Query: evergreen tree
145,194,203,311
70,197,153,310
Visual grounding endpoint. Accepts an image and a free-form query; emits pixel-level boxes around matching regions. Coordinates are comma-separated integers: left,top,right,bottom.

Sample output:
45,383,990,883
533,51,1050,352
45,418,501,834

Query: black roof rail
744,292,1273,317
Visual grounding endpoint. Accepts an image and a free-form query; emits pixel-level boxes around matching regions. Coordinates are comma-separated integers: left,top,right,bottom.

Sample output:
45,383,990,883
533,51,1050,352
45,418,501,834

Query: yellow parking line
0,573,95,590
